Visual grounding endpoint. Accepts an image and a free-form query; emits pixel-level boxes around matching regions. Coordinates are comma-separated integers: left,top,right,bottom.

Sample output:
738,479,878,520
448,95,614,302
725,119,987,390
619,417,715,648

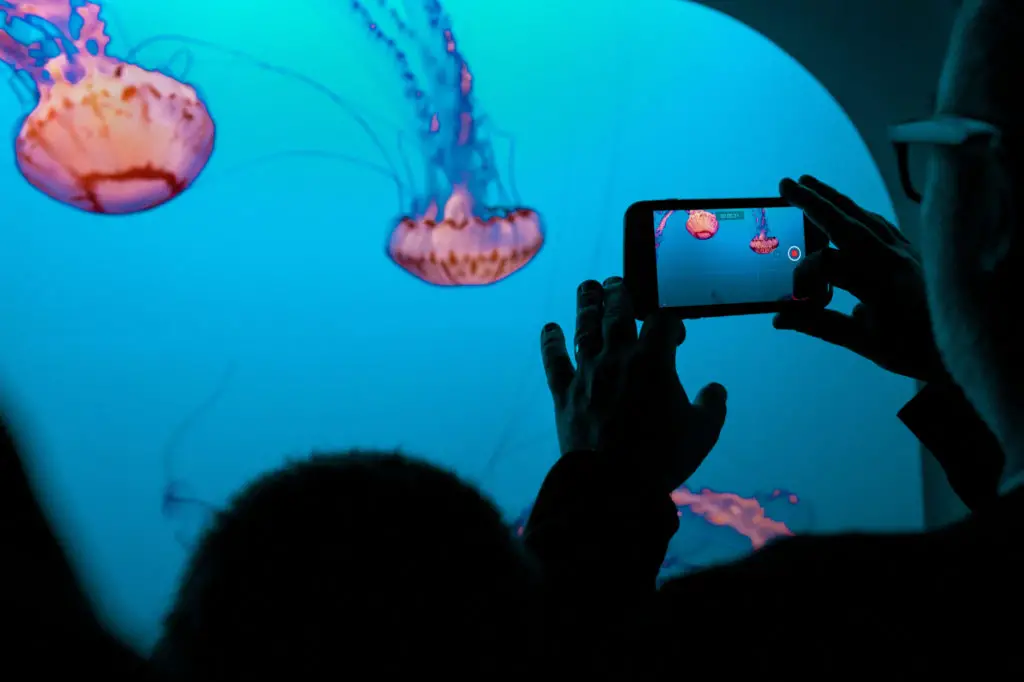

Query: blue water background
0,0,922,648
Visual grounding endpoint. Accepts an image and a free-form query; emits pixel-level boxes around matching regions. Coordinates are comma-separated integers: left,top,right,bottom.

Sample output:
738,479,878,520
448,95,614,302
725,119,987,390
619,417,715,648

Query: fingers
693,382,728,446
867,210,911,245
772,307,871,357
540,322,574,403
574,280,604,364
780,176,884,254
800,175,905,247
799,175,909,247
793,247,870,300
600,276,637,353
638,311,685,367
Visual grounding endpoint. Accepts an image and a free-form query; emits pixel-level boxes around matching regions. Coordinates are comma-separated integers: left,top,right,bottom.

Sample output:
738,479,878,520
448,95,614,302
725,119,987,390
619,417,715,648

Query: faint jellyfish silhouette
749,207,779,255
686,209,719,240
0,1,215,214
346,0,543,286
159,364,235,550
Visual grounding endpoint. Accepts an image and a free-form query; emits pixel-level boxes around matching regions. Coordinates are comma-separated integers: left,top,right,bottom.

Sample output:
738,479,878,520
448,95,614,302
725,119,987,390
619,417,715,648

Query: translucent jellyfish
349,0,544,286
0,1,215,214
686,209,719,240
159,364,235,550
749,207,779,255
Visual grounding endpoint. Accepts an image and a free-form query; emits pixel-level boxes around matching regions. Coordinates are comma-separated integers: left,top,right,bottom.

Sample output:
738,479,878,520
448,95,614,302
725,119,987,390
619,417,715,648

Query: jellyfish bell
685,209,719,240
749,230,779,255
387,184,544,286
16,61,215,214
2,1,215,215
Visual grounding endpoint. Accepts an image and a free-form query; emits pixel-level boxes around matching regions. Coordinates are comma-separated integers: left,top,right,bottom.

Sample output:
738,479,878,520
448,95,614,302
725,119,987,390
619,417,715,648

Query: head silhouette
920,0,1024,476
153,450,542,679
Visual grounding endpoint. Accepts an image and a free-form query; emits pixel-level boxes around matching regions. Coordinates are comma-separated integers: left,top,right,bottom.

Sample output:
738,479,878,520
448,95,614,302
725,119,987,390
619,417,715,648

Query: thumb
693,382,727,440
773,308,867,354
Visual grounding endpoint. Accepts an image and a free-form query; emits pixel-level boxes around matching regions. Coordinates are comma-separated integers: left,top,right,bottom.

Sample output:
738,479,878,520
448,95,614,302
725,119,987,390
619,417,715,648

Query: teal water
1,0,922,649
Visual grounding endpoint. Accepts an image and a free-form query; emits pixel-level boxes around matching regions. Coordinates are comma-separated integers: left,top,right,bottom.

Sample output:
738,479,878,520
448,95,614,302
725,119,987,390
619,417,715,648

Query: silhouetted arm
898,381,1004,511
523,450,679,603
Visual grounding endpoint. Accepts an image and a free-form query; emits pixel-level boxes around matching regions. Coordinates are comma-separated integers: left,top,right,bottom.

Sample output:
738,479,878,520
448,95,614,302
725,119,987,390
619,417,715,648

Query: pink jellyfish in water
0,1,215,214
351,0,544,286
686,209,719,240
749,207,779,255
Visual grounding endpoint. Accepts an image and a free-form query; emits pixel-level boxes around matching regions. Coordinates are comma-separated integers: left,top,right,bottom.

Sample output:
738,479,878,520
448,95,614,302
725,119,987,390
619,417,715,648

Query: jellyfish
685,209,719,240
670,485,808,551
654,209,673,248
749,207,779,255
348,0,543,286
0,1,215,214
510,481,810,580
159,363,235,550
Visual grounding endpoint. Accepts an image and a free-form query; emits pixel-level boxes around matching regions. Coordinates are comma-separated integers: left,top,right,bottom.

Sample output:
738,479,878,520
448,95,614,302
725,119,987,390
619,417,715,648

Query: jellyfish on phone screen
347,0,543,286
0,1,215,214
749,207,779,255
686,209,719,240
654,210,672,248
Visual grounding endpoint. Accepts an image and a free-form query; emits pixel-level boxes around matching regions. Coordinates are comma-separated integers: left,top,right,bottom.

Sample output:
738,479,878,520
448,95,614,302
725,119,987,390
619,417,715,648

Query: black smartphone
623,197,832,320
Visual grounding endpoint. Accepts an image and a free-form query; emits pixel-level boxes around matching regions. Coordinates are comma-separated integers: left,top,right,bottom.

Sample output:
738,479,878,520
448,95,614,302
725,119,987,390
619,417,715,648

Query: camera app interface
653,206,806,308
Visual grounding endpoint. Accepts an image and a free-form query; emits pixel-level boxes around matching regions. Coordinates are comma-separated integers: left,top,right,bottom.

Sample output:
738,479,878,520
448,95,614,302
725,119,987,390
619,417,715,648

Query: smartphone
623,197,832,320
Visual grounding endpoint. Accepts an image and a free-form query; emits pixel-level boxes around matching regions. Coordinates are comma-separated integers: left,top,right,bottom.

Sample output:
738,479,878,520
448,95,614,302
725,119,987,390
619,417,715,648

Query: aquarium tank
0,0,923,649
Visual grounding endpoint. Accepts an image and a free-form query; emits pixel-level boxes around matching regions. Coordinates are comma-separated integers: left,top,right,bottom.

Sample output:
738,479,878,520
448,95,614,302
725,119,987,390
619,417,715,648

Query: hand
539,277,728,494
773,175,946,383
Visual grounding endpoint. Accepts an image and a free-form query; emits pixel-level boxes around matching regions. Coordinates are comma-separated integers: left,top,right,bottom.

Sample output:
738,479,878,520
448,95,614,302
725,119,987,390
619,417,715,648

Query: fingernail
578,280,600,293
543,322,558,333
603,276,623,287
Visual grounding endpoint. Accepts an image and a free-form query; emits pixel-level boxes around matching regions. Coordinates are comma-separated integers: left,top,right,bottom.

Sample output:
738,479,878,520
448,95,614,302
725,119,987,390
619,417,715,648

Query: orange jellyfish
686,209,719,240
388,185,543,286
671,486,800,550
749,208,779,254
1,1,215,214
350,0,543,286
750,230,779,255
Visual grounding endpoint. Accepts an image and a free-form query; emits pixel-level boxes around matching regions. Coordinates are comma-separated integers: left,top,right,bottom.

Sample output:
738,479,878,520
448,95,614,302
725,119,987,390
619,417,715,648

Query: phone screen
653,206,806,308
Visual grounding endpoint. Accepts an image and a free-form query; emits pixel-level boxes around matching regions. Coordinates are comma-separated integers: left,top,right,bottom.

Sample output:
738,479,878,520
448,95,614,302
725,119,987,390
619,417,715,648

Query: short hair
153,450,541,679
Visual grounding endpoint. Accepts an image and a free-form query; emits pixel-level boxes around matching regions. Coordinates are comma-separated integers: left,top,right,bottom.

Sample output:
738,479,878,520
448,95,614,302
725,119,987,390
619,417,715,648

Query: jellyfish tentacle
395,131,418,201
487,127,522,206
160,363,236,486
162,480,219,550
6,69,34,109
122,34,405,188
347,2,436,139
210,149,408,207
159,363,235,549
156,47,194,81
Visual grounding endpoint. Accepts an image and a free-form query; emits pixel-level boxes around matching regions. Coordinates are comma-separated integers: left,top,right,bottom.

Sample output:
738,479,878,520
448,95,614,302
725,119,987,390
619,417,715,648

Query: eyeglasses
888,116,1003,202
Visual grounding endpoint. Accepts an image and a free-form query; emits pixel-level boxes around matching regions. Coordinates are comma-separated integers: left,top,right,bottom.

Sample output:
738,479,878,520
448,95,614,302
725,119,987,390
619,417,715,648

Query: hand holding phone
623,197,832,319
